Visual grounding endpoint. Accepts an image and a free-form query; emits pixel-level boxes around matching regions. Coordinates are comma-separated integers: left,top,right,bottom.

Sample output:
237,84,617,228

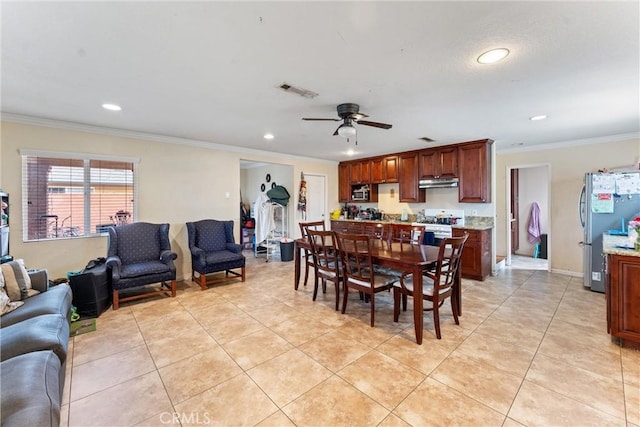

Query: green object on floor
70,305,80,322
69,318,96,337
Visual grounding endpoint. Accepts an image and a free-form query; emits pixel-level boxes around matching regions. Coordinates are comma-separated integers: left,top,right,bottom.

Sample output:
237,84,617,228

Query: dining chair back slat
297,221,326,289
307,229,342,310
335,232,398,327
393,233,468,339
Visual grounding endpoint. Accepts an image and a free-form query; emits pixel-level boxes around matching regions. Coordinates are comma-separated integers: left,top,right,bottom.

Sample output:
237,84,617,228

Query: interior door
510,168,519,253
304,173,327,226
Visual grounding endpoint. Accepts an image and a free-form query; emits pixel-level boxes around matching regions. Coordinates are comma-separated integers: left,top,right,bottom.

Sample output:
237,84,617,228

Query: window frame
20,149,139,242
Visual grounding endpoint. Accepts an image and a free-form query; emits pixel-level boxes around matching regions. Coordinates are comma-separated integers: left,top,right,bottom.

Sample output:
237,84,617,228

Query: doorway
506,164,551,271
302,173,327,226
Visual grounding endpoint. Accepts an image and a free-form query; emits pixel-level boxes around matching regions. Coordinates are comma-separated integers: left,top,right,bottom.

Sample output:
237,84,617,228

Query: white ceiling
2,1,638,162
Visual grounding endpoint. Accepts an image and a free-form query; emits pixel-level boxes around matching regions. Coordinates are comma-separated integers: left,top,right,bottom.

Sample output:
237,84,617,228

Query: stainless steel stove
412,209,465,240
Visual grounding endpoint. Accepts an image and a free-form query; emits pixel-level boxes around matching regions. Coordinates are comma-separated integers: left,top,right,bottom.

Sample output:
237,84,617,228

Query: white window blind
22,154,136,241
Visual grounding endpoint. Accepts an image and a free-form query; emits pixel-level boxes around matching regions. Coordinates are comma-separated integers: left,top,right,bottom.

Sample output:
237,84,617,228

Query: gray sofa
0,269,72,427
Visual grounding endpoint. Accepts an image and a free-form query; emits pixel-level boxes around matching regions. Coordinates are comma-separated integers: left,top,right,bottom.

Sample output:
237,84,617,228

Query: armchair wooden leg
200,274,207,291
171,279,177,297
241,267,246,281
113,290,120,310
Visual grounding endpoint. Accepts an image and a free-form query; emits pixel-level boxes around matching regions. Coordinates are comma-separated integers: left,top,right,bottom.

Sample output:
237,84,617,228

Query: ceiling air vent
278,82,318,99
419,137,435,142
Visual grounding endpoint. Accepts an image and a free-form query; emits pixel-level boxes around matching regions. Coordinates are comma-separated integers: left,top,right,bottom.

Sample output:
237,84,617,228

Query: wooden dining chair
392,233,468,339
363,223,389,248
388,225,425,247
335,232,398,327
307,230,342,310
298,221,326,289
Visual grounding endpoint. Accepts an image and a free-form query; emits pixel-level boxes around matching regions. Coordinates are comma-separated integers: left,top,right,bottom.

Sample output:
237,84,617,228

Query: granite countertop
603,234,640,257
452,224,493,231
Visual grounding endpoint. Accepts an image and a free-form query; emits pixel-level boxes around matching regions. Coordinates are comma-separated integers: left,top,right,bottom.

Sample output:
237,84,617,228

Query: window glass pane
89,160,134,234
23,155,135,241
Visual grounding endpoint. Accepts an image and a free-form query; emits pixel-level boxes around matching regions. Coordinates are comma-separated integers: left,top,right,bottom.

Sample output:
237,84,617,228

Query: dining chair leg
334,282,340,311
402,294,408,311
451,297,459,325
303,251,310,286
341,285,349,314
393,288,401,322
369,293,376,327
312,274,320,301
433,300,441,339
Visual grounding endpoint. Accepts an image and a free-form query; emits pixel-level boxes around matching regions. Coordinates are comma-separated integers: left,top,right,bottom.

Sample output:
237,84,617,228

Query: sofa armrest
105,256,122,281
189,246,205,265
160,250,178,265
28,269,49,293
226,243,243,254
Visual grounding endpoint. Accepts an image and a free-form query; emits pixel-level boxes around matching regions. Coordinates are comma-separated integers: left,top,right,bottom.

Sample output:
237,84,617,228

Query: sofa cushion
0,289,24,315
0,350,61,427
0,314,70,363
1,260,39,301
0,284,72,328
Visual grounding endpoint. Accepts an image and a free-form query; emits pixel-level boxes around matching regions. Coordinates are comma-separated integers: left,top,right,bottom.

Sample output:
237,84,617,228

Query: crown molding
0,113,338,165
496,132,640,154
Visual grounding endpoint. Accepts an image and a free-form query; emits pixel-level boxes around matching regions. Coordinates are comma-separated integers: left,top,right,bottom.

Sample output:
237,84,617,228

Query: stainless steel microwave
352,188,369,200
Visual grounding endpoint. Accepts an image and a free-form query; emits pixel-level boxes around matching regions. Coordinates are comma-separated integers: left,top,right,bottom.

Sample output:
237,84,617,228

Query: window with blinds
22,154,136,241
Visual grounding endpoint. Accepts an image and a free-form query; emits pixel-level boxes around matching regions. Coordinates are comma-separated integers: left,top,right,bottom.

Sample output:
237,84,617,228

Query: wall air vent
419,137,435,142
278,82,318,99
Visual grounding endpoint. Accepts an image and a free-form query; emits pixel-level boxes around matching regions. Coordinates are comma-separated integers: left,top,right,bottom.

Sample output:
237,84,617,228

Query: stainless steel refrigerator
580,172,640,292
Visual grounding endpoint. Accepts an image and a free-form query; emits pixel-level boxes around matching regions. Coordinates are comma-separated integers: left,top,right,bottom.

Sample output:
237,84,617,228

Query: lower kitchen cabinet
607,253,640,349
453,227,492,281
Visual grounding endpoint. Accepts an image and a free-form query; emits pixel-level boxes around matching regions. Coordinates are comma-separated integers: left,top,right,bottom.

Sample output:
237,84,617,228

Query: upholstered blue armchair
106,222,177,309
186,220,245,290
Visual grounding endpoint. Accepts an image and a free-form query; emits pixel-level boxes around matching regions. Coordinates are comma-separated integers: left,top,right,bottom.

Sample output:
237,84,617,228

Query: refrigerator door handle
579,185,586,228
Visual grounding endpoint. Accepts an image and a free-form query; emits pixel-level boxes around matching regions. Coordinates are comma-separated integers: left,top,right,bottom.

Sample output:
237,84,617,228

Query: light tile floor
62,254,640,427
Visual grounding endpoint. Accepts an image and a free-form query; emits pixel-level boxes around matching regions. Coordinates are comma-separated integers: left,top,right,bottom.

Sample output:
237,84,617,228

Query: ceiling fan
302,103,392,143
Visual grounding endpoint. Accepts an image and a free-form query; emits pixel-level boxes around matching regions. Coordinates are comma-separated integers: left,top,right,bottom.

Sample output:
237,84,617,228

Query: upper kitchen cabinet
338,162,351,202
371,156,399,184
419,147,458,179
350,160,371,185
398,153,425,203
457,139,493,203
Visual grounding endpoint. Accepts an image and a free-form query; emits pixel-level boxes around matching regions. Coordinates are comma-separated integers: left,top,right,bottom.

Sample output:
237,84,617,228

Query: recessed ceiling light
529,115,547,121
346,149,355,156
102,103,122,111
477,48,510,64
263,133,274,140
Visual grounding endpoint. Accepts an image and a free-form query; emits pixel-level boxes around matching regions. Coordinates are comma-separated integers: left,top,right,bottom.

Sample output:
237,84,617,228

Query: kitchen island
603,234,640,349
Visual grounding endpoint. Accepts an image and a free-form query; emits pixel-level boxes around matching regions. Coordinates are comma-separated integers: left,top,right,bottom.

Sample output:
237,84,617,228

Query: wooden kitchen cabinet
338,163,351,202
607,254,640,349
398,152,425,203
371,156,399,183
419,147,458,179
453,227,492,281
458,139,492,203
350,160,371,185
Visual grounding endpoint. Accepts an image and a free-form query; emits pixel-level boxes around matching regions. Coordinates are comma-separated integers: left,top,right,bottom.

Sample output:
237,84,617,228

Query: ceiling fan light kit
302,103,391,142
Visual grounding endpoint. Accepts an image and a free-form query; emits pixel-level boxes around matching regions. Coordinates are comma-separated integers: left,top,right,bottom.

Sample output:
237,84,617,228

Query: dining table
294,237,461,345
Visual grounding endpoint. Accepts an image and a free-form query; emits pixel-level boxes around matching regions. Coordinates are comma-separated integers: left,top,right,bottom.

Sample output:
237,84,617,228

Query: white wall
496,138,640,275
0,121,338,280
517,166,549,256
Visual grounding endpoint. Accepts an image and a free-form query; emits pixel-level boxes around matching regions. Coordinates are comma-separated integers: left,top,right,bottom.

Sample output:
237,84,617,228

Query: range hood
419,177,459,189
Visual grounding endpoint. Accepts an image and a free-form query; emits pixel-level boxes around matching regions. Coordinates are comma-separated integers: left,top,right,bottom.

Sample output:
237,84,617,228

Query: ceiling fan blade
333,126,340,136
348,113,369,120
357,120,392,130
302,118,340,121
